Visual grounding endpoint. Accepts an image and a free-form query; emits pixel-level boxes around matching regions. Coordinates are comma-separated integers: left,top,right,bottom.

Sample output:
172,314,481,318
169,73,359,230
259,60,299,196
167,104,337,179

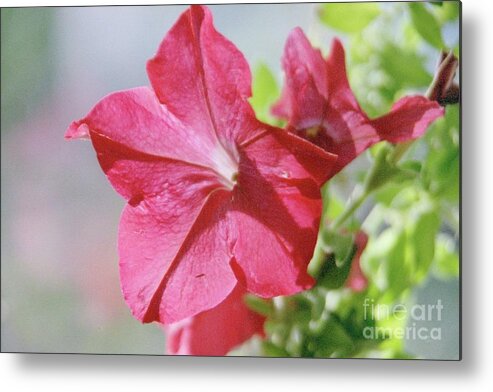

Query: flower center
305,126,320,139
211,143,239,190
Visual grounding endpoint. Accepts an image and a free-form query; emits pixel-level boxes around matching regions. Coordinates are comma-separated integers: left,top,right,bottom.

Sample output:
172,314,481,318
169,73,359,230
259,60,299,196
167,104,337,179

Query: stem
331,188,368,231
388,140,413,164
308,244,326,279
387,51,459,163
426,50,459,102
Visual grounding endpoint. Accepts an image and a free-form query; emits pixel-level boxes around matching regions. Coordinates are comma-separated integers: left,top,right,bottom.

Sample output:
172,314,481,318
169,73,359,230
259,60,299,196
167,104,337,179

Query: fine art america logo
363,298,444,341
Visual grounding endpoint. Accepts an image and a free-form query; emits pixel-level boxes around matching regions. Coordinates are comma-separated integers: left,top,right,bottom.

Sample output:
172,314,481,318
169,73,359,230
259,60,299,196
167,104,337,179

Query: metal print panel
0,1,461,360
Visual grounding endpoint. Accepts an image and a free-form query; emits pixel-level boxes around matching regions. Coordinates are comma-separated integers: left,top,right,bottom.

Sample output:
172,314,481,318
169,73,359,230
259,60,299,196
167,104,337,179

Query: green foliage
407,203,441,282
365,227,410,297
364,144,421,194
435,1,460,23
315,241,356,289
260,288,383,358
432,235,460,279
318,3,380,33
323,185,345,220
408,2,446,49
249,63,280,126
378,42,432,90
244,294,273,317
422,105,460,203
349,22,433,116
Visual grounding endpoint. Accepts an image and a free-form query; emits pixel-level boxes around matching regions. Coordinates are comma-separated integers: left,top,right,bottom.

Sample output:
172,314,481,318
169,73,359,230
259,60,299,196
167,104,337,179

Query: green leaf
429,148,459,201
323,231,356,268
325,192,345,222
249,63,279,125
316,254,353,290
363,144,418,194
384,229,411,296
390,187,421,210
436,1,460,22
422,107,460,203
362,227,410,296
432,235,459,279
315,232,357,289
285,325,304,356
318,3,380,33
374,183,405,207
262,341,290,357
379,43,432,89
408,2,446,49
312,317,355,357
363,143,396,192
407,206,440,282
244,294,273,317
399,160,422,174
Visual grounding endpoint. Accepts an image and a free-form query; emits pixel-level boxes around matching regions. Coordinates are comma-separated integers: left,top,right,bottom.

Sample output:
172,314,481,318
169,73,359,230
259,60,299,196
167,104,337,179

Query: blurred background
1,2,459,357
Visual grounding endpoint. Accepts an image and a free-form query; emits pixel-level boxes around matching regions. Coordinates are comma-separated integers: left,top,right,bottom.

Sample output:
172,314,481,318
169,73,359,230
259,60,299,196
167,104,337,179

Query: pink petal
120,189,238,324
65,121,90,140
273,30,444,176
118,182,236,323
165,284,265,356
147,5,259,147
346,231,369,292
271,27,328,130
270,85,291,121
325,38,362,114
66,87,225,172
370,95,445,143
230,128,337,297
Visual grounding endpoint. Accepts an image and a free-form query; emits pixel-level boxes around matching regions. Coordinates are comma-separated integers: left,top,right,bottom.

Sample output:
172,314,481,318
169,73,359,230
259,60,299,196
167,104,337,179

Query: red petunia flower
346,231,368,292
165,284,264,356
272,28,444,175
66,6,336,324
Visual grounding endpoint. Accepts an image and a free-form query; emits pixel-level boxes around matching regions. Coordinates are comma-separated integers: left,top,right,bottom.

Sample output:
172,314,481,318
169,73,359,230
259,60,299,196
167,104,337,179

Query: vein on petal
88,127,234,190
188,8,238,168
141,188,233,323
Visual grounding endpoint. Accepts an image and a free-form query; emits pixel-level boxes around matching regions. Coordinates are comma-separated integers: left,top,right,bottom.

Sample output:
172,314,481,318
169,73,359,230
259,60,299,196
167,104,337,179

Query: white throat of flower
211,143,239,191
